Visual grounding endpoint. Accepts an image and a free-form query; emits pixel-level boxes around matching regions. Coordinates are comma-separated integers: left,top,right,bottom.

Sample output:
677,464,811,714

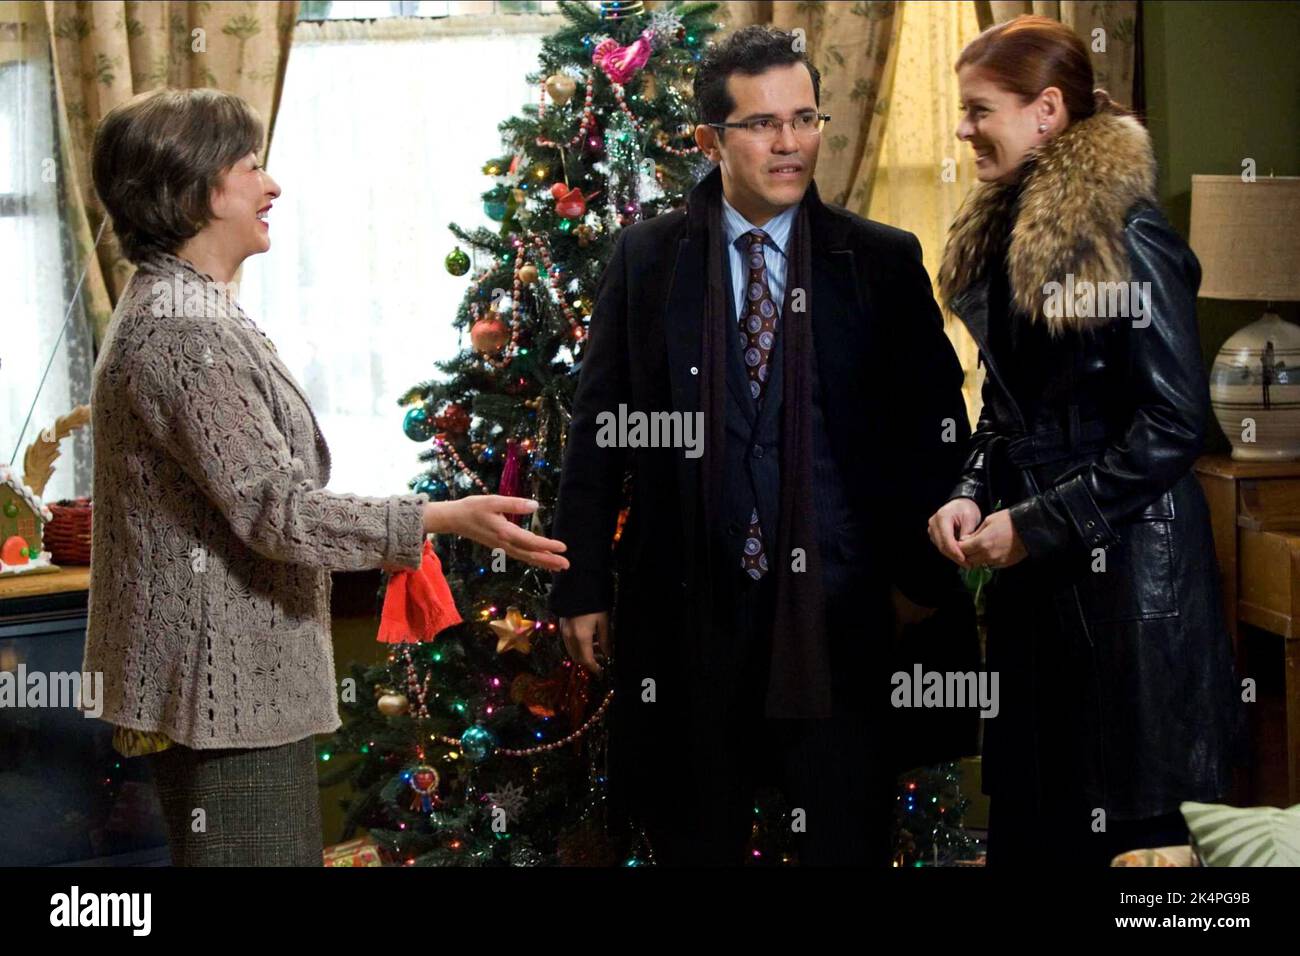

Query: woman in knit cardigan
83,88,569,866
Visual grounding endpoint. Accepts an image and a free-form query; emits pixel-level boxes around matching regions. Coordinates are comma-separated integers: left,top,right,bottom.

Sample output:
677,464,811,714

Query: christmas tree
324,0,722,867
894,763,983,866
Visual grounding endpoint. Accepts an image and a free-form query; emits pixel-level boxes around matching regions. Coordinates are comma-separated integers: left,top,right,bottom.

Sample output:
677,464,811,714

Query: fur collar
938,107,1157,336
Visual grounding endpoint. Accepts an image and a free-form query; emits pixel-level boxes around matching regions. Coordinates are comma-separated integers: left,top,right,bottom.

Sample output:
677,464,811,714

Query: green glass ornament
416,476,449,500
460,725,496,763
445,247,470,276
403,406,435,441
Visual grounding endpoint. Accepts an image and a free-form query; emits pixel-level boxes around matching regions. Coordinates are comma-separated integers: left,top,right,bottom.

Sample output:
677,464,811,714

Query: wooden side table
1194,455,1300,807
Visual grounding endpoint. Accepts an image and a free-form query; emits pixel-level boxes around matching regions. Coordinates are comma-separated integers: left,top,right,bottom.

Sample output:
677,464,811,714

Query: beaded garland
389,644,615,759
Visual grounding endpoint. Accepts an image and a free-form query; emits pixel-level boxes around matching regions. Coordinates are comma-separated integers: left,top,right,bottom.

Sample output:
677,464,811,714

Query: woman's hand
959,509,1027,570
928,497,983,568
422,496,569,571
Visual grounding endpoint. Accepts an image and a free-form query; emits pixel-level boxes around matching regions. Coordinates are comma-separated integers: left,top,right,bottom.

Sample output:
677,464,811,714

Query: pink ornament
591,29,654,85
498,439,523,499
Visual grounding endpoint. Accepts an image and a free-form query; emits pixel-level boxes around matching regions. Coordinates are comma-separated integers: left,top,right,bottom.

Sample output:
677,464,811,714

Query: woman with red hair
928,16,1244,866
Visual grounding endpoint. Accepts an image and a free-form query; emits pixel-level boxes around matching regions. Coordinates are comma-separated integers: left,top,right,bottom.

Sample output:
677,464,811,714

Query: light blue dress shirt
720,193,798,321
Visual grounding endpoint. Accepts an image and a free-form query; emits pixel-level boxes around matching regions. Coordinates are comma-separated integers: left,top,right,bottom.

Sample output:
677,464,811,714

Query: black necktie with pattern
738,228,778,580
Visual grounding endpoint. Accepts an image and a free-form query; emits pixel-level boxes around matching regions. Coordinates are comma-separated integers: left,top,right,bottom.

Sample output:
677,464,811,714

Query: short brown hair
92,88,264,264
694,25,821,128
956,15,1128,125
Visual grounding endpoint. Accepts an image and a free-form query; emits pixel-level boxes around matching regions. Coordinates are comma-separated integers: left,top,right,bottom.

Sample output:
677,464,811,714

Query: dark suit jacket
550,168,975,790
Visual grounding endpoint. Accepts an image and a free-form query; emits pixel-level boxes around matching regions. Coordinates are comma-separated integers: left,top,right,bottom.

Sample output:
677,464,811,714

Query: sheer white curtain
240,17,547,497
1,5,93,502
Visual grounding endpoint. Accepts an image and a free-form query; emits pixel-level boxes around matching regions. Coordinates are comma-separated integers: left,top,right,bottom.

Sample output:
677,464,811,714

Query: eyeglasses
707,111,831,141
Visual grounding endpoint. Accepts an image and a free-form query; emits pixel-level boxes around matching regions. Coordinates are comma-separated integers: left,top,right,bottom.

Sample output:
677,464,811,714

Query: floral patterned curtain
43,0,299,347
976,1,1139,106
708,0,902,210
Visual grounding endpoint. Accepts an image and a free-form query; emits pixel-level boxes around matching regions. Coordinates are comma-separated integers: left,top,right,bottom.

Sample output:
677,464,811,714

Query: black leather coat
947,201,1246,820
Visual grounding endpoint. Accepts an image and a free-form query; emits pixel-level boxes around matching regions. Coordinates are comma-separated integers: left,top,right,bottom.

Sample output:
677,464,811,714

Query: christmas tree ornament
434,403,471,435
482,184,510,222
544,73,576,105
517,263,538,284
536,71,597,150
444,246,470,276
592,30,655,86
377,690,409,717
486,781,529,821
470,316,510,355
403,405,435,442
460,725,497,763
498,438,524,498
415,475,449,500
646,9,684,47
552,186,588,219
489,605,535,655
599,1,645,22
407,764,441,813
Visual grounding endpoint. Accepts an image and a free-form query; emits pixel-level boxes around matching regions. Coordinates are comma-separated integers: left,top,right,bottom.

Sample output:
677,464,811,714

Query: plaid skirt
146,735,324,866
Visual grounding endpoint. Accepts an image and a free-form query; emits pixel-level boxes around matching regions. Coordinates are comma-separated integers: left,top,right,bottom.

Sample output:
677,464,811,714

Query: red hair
957,15,1128,123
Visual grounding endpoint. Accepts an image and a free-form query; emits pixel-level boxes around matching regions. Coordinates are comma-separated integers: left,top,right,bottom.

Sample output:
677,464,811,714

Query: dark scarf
695,168,832,720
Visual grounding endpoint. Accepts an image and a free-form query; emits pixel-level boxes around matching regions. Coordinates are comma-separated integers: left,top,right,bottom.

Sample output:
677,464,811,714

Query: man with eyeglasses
550,25,974,866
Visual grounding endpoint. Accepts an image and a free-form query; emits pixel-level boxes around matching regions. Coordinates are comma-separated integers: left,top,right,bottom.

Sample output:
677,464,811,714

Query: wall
1143,0,1300,450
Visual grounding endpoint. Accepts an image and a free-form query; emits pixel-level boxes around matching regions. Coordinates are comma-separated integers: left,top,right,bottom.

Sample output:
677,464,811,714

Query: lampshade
1188,175,1300,302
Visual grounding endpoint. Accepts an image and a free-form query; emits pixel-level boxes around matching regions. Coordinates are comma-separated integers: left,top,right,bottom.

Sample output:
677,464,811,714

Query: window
238,16,549,496
0,11,92,503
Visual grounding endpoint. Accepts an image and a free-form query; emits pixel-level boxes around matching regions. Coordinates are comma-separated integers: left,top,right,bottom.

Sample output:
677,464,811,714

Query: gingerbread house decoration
0,463,54,575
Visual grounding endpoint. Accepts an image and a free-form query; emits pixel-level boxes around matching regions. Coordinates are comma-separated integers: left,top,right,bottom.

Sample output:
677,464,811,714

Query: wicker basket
20,404,92,568
44,497,93,566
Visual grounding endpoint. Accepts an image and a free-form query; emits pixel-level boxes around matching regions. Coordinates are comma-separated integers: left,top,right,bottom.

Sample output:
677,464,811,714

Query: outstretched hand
422,496,570,572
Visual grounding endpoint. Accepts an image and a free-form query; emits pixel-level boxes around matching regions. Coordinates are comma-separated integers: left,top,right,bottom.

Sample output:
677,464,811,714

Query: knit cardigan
83,252,429,748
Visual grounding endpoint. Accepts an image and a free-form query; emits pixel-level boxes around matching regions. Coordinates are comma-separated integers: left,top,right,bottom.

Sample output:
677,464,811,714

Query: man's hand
927,497,982,568
959,509,1027,570
559,612,611,675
